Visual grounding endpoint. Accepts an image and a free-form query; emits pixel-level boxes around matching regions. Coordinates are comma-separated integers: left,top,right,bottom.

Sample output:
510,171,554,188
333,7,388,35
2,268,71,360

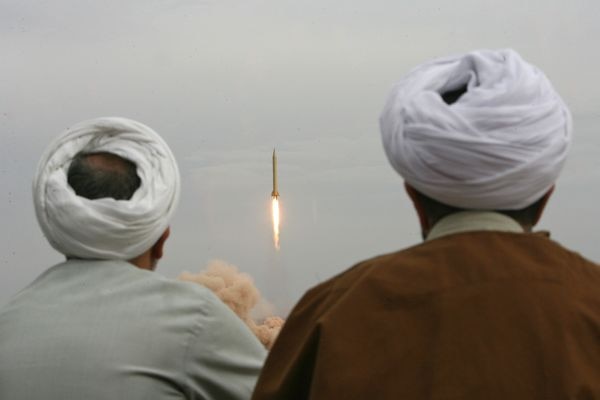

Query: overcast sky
1,0,599,312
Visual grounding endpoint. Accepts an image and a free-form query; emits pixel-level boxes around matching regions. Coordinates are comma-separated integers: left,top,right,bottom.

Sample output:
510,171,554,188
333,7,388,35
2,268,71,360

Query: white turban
33,117,180,259
380,49,572,210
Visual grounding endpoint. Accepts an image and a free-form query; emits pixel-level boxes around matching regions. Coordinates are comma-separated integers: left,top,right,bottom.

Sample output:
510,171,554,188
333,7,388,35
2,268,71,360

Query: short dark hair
67,152,141,200
414,190,547,228
441,84,468,105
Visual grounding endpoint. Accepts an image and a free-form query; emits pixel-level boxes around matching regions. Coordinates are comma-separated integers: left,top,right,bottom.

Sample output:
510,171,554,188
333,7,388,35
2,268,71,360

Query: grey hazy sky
1,0,599,312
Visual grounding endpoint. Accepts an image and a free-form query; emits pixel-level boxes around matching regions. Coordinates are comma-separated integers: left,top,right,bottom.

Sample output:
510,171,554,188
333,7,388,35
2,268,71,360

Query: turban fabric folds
33,117,180,260
380,49,572,210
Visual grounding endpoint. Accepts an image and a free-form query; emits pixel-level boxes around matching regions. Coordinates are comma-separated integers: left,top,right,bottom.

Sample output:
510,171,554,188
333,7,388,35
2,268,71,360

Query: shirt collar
426,211,524,241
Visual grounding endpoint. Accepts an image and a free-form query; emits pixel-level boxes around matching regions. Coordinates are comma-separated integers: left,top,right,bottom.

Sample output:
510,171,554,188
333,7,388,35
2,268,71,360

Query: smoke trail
179,260,284,349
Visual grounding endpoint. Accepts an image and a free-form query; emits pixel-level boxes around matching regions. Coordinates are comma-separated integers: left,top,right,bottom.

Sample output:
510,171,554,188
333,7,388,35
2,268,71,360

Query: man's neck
128,252,157,271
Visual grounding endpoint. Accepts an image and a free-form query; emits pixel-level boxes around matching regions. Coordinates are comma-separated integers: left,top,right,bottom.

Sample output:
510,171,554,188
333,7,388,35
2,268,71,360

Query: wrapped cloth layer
33,117,180,260
380,49,572,210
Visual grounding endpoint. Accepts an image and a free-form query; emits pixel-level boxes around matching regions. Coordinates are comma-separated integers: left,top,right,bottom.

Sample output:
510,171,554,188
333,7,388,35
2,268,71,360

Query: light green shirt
427,211,524,241
0,260,266,400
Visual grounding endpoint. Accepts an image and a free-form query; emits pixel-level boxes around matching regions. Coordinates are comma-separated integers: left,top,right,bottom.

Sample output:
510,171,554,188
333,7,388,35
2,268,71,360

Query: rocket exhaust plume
179,260,285,349
272,197,280,250
271,149,280,250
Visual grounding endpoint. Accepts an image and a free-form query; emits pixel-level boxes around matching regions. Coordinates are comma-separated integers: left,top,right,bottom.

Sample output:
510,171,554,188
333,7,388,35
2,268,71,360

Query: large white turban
33,117,180,259
380,49,572,210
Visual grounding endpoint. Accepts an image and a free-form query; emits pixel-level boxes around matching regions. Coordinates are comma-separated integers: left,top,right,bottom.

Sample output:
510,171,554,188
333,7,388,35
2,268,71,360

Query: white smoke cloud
179,260,284,349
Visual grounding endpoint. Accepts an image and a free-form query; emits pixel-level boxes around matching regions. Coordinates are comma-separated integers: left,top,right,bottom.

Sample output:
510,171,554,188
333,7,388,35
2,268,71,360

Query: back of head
67,152,141,201
410,189,549,230
33,117,180,260
379,49,572,212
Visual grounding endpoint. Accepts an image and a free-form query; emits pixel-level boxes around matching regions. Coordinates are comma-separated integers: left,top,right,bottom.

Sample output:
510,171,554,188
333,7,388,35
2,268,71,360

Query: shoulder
142,269,223,304
141,271,264,346
294,232,600,317
303,241,429,297
39,259,236,323
532,233,600,285
285,246,420,325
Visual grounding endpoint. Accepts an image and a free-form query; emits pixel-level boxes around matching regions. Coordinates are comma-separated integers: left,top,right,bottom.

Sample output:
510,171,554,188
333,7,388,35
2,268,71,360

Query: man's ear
532,186,554,226
404,183,430,234
151,227,171,261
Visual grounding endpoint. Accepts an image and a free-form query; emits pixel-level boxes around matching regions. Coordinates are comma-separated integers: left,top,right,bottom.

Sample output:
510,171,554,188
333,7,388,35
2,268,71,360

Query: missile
271,148,279,199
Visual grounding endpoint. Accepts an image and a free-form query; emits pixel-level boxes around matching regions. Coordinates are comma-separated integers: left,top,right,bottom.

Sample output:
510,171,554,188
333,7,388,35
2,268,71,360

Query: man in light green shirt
0,118,266,399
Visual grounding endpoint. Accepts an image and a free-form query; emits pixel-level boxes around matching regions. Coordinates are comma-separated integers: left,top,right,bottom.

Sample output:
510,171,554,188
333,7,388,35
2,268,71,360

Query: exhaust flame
272,197,280,249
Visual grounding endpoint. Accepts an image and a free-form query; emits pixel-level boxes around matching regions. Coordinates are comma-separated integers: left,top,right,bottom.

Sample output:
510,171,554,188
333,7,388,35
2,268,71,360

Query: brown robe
252,232,600,399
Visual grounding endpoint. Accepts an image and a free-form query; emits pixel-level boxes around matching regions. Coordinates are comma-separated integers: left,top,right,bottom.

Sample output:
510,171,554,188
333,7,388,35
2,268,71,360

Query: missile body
271,149,279,198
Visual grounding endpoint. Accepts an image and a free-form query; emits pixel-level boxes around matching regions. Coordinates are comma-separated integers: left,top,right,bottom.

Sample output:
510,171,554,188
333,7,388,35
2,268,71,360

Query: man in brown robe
252,49,600,399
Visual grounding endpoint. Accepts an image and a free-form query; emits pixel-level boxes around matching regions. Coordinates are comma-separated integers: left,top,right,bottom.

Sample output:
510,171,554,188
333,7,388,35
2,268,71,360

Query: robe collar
426,211,524,241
